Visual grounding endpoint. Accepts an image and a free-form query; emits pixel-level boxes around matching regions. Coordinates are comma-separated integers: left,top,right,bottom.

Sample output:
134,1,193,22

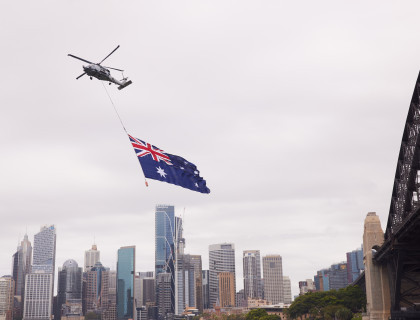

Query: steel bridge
373,72,420,319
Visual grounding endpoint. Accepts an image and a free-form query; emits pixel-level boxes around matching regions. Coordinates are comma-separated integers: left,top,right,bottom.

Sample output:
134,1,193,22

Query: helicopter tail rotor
118,79,132,90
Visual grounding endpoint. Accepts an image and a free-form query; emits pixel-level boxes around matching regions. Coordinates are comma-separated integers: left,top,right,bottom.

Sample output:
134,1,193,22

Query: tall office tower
57,260,82,319
155,205,183,316
346,246,364,283
102,270,116,320
262,255,283,304
12,234,32,318
155,205,175,279
24,225,56,320
329,263,348,290
140,278,155,306
202,271,209,310
156,273,171,320
0,276,15,320
282,276,292,304
243,250,262,300
32,225,56,273
218,272,235,308
208,243,236,309
84,262,109,314
108,270,117,304
134,274,142,309
176,254,203,314
314,269,330,291
117,246,135,320
84,245,100,272
23,273,54,320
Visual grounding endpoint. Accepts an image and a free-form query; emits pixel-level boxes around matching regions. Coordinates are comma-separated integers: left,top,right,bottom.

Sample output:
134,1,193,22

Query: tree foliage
286,285,366,319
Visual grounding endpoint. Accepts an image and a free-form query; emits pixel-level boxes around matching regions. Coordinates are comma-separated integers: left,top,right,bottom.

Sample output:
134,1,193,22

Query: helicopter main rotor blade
68,54,94,64
76,72,86,80
103,66,124,72
98,45,120,65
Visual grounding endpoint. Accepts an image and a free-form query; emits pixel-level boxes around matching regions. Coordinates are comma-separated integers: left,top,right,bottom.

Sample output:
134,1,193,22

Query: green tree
335,307,353,320
245,309,268,320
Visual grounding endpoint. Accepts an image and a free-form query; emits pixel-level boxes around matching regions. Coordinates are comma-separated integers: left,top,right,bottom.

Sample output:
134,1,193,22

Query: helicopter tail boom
118,79,133,90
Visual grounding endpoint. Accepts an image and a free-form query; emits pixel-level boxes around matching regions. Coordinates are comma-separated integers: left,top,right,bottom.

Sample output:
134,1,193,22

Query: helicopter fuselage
83,64,114,82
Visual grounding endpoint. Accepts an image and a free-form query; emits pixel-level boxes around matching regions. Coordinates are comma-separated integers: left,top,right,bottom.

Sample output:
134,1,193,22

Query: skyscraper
0,276,15,320
12,234,32,318
282,276,292,304
102,270,116,320
329,263,348,290
84,261,109,315
243,250,262,300
202,271,209,310
84,245,100,272
218,272,235,308
156,273,171,320
262,255,283,304
155,205,183,316
176,254,203,314
23,273,54,320
32,226,56,273
346,246,364,283
208,243,236,308
155,205,175,280
23,225,56,320
117,246,135,320
57,260,82,319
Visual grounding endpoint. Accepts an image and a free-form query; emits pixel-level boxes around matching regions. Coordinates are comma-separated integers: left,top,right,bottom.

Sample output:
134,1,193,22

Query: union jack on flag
128,134,210,194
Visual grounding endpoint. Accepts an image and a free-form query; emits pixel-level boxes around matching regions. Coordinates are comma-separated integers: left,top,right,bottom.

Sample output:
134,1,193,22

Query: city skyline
2,220,367,299
3,0,419,302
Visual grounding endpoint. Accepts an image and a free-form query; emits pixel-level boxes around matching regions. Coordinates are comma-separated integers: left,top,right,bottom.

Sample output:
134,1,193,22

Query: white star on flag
156,166,167,178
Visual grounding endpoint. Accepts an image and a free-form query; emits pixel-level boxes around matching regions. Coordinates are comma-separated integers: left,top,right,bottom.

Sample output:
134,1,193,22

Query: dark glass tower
12,234,32,318
117,246,135,320
155,205,175,278
57,259,82,320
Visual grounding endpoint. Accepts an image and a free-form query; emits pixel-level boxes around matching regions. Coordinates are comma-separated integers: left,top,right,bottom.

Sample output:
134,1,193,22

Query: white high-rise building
262,255,283,304
283,276,292,304
208,243,235,308
84,244,100,272
23,272,53,320
243,250,262,299
23,225,56,320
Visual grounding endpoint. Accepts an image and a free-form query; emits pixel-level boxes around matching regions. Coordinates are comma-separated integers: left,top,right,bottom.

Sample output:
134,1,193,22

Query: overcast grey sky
1,1,420,298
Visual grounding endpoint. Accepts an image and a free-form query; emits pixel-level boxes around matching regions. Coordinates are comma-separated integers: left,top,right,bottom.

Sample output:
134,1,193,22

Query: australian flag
128,134,210,194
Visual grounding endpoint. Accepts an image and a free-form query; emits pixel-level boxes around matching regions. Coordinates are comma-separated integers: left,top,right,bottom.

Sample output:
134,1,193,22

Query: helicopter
68,45,132,90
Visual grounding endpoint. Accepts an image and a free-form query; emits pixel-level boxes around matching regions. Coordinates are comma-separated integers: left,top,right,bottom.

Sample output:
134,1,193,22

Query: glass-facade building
32,225,56,274
23,225,56,320
117,246,135,320
155,205,180,316
243,250,262,299
346,246,364,283
57,259,82,320
208,243,236,308
155,205,175,278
